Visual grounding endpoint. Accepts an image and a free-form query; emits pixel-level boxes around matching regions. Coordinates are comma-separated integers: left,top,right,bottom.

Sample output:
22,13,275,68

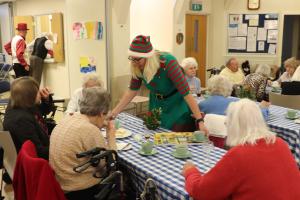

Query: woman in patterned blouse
244,64,271,102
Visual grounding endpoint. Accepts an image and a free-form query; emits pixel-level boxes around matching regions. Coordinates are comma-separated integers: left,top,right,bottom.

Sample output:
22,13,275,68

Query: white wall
130,0,176,52
13,0,70,98
0,3,12,63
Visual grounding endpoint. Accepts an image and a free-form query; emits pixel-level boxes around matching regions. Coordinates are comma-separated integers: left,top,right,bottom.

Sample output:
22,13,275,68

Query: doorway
282,15,300,65
185,14,207,87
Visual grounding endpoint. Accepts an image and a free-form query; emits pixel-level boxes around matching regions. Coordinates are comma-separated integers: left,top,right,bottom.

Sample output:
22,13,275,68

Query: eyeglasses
128,56,143,62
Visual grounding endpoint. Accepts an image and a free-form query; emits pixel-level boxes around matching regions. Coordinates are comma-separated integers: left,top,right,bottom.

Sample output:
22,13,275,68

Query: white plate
102,128,132,139
294,119,300,124
117,142,132,151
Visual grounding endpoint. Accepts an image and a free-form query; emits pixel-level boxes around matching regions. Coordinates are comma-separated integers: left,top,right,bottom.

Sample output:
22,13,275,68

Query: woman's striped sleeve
166,59,190,96
129,77,142,91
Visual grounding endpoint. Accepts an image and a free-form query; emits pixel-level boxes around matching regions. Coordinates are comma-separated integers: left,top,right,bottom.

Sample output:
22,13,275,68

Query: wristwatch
196,118,204,123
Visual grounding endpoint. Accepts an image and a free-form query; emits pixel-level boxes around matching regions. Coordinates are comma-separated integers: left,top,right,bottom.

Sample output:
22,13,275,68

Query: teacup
193,131,206,142
114,119,120,129
287,109,298,118
174,144,188,156
141,141,154,154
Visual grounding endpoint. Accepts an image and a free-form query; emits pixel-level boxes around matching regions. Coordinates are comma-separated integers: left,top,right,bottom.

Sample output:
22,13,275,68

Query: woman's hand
39,87,51,100
182,161,196,176
106,120,116,139
199,121,209,136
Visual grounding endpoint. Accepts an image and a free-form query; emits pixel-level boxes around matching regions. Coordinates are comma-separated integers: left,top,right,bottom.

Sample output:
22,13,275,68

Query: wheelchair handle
76,147,105,158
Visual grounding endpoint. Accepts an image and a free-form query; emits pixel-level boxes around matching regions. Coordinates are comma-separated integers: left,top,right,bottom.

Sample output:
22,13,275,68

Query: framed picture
247,0,260,10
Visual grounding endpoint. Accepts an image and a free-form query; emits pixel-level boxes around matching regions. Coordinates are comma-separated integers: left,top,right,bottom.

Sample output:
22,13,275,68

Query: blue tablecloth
267,105,300,167
117,113,227,200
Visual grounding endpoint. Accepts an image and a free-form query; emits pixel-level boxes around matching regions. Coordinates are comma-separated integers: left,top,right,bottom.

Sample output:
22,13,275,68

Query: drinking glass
202,140,214,167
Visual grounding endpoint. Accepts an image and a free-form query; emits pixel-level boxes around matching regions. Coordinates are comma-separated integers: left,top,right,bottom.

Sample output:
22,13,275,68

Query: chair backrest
0,131,17,179
269,92,300,110
0,80,10,94
204,114,227,138
13,140,66,200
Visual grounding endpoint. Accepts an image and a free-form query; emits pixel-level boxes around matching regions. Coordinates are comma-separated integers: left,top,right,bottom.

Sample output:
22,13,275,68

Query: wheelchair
73,148,126,200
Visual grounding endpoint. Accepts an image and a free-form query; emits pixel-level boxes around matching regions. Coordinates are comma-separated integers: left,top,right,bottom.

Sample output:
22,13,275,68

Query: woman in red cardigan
182,99,300,200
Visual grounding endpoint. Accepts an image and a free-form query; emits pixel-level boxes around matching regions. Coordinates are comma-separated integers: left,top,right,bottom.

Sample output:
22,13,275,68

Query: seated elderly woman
276,57,300,83
50,87,116,200
199,75,235,115
181,57,201,95
244,64,270,102
183,99,300,200
281,66,300,95
3,77,54,160
65,72,102,115
199,75,269,120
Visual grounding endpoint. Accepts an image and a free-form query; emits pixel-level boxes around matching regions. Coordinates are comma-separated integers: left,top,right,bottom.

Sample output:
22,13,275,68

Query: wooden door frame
185,14,208,87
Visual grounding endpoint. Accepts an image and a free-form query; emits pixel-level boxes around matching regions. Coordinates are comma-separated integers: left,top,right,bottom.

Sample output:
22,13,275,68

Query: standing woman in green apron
112,35,207,133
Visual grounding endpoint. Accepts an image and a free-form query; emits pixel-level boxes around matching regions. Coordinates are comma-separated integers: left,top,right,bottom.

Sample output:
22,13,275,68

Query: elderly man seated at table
244,64,270,102
281,66,300,95
219,57,245,85
65,72,102,115
183,99,300,200
50,87,116,200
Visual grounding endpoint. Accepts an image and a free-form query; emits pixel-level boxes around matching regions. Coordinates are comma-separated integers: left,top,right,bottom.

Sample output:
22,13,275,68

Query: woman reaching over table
111,35,207,133
182,99,300,200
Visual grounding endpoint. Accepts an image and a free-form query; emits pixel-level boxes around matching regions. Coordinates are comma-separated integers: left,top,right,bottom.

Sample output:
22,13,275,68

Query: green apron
142,54,194,130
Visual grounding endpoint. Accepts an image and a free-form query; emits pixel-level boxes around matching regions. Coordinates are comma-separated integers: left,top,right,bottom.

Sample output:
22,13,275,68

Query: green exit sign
192,4,202,11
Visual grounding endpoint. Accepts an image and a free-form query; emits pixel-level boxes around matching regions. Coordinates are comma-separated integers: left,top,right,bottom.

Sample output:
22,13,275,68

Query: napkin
204,114,227,138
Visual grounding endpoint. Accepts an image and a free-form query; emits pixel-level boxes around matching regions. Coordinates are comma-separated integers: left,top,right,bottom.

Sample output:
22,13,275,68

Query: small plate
117,142,132,151
102,128,132,139
138,149,158,156
285,114,299,120
172,151,192,159
294,119,300,124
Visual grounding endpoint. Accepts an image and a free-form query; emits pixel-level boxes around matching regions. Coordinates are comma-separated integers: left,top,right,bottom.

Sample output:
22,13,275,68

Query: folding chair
0,64,13,82
0,131,17,182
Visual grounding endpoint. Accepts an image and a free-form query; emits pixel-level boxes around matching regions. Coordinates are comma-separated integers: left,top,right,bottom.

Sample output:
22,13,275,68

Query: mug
141,141,154,154
194,131,206,142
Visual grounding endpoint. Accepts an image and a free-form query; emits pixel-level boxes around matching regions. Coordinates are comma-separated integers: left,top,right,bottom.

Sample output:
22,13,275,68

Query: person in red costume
4,23,30,78
182,99,300,200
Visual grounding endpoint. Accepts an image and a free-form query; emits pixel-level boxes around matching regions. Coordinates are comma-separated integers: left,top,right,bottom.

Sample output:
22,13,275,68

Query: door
186,14,207,87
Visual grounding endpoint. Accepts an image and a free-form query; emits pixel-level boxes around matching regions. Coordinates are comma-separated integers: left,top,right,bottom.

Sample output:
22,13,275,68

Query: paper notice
228,27,238,36
258,41,265,51
267,30,278,43
249,19,259,26
257,28,267,41
229,14,243,25
228,37,246,50
238,23,248,36
268,44,276,54
265,20,278,29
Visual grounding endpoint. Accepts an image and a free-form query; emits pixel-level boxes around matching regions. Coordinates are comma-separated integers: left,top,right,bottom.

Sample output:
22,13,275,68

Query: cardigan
184,138,300,200
3,99,54,160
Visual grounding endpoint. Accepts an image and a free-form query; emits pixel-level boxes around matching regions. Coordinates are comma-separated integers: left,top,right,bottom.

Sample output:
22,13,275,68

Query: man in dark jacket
29,33,53,85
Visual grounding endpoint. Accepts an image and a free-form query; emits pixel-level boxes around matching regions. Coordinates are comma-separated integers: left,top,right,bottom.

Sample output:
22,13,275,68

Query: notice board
227,13,279,54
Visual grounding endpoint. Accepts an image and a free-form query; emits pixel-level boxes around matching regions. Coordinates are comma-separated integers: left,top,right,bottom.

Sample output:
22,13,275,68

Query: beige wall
130,0,176,52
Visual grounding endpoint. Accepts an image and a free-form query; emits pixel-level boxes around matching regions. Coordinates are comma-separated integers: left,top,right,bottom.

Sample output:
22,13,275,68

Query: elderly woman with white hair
65,72,102,115
111,35,207,132
29,32,54,85
182,99,300,200
277,57,300,83
50,87,116,200
281,66,300,95
243,64,271,102
181,57,201,95
199,75,236,115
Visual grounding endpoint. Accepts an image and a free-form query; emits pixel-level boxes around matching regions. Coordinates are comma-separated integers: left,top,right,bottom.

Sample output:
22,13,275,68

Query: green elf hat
128,35,155,58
